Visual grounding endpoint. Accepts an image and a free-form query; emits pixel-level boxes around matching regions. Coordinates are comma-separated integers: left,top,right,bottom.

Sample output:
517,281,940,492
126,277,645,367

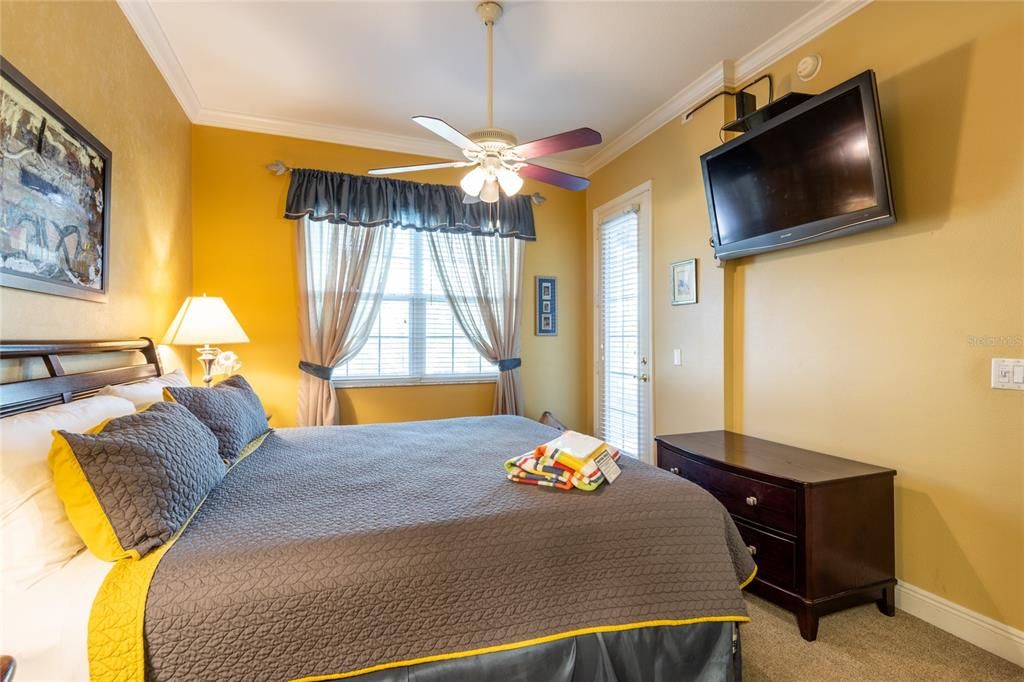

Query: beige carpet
742,594,1024,681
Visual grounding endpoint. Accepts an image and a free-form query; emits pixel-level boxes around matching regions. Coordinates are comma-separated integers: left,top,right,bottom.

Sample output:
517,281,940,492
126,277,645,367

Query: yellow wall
0,1,192,372
586,97,732,438
587,1,1023,629
191,126,587,428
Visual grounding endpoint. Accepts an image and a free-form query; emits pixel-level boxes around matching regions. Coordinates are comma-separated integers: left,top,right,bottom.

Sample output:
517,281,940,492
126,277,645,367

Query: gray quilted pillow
55,401,225,559
164,375,269,464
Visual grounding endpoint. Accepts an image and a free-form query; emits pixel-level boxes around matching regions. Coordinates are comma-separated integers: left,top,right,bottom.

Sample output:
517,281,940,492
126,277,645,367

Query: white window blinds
329,228,498,385
597,207,646,459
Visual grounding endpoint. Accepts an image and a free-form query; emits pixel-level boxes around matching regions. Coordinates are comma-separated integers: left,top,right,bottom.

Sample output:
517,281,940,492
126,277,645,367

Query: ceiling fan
368,1,602,204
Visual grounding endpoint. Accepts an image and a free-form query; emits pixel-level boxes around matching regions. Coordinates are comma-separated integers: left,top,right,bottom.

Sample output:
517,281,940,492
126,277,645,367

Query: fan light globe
460,167,487,196
480,178,500,203
497,167,523,197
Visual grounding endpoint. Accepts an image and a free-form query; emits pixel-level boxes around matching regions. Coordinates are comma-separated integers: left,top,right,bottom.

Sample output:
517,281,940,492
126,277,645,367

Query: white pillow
97,368,190,409
0,395,136,590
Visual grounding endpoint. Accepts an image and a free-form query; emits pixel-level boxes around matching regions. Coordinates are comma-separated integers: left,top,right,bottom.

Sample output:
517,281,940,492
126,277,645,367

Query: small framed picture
535,276,557,336
671,259,697,305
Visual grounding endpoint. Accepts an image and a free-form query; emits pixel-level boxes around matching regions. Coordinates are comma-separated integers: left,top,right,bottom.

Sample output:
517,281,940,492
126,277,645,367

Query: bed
0,339,755,682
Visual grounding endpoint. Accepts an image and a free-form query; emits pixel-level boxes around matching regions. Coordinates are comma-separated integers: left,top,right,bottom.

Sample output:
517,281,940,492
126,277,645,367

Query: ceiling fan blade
368,161,469,175
519,163,590,192
412,116,482,152
511,128,602,160
462,193,482,205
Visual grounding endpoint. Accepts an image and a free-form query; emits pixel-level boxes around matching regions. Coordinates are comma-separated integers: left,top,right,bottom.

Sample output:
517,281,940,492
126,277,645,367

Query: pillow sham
49,401,226,561
98,368,190,409
1,396,136,589
164,375,269,464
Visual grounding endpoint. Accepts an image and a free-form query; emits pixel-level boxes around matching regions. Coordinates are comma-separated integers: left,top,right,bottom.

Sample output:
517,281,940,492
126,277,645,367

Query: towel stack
505,431,621,491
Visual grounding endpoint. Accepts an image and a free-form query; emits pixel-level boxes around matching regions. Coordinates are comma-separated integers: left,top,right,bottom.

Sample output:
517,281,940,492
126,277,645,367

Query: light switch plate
991,358,1024,390
673,349,682,366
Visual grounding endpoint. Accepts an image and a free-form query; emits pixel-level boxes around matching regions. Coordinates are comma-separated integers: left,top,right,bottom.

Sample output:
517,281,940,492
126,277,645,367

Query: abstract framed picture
535,276,557,336
1,58,111,302
671,258,697,305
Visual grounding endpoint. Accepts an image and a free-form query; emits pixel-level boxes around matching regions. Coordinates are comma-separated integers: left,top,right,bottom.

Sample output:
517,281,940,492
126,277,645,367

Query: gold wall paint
0,1,192,372
586,98,732,438
337,383,494,426
587,1,1023,628
191,126,587,429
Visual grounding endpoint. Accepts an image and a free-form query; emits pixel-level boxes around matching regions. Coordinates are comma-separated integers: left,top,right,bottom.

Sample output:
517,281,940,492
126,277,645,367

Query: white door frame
592,180,654,464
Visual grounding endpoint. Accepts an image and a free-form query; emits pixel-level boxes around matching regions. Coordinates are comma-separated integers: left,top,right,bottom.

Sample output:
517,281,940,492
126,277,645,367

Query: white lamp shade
479,178,500,203
162,296,249,346
496,167,523,197
460,166,487,197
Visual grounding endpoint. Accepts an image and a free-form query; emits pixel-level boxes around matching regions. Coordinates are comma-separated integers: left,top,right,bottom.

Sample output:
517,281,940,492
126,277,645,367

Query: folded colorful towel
505,431,621,491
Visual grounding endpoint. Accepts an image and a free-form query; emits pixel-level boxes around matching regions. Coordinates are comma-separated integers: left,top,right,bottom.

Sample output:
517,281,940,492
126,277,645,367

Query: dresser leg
876,585,896,617
796,607,819,641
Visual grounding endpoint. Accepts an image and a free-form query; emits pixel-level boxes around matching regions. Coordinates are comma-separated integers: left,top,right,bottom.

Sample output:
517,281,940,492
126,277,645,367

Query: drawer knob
746,495,758,507
747,545,758,556
669,467,680,475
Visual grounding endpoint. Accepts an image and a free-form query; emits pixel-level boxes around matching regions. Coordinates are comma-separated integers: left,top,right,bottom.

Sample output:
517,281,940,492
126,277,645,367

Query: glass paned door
595,188,652,461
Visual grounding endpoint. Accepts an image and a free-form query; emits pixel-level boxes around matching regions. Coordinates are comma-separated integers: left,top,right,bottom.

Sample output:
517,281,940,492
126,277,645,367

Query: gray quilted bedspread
142,416,754,681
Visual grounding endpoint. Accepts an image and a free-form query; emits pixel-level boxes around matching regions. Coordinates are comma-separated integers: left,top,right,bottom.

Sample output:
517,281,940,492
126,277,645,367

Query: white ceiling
123,1,863,174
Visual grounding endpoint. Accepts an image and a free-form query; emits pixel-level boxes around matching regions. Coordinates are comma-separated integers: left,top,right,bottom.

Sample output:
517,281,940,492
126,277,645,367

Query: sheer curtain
296,218,394,426
425,232,525,415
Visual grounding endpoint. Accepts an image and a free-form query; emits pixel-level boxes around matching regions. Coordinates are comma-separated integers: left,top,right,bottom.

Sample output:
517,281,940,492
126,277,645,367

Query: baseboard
895,582,1024,668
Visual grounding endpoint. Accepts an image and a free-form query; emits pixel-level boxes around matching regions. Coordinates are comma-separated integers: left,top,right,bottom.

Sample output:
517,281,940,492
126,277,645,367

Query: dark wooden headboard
0,338,163,418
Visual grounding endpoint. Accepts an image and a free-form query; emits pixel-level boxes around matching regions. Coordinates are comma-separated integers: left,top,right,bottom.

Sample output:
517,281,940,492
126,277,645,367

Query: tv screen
701,70,894,260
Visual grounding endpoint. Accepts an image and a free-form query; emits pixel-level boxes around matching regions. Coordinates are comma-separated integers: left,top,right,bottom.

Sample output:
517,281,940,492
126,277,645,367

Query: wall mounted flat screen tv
701,70,895,260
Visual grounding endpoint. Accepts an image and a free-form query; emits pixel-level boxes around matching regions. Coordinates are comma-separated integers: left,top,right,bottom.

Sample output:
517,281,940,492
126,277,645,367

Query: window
332,229,497,386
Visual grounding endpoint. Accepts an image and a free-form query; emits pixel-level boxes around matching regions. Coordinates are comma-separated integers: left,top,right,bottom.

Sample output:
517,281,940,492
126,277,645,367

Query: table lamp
163,295,249,387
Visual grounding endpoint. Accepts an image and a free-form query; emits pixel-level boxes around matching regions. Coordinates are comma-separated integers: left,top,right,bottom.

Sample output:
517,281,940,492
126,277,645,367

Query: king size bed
0,339,755,682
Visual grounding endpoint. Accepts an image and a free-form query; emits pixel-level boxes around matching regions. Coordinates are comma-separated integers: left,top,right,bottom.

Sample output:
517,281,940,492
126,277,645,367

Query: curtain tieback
497,358,522,372
299,361,335,381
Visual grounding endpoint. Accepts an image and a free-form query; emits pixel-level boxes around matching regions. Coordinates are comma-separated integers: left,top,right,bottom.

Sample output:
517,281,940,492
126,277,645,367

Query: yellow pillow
48,418,135,561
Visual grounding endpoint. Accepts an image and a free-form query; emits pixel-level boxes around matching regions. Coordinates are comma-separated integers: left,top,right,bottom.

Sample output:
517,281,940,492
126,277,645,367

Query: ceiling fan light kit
368,2,602,203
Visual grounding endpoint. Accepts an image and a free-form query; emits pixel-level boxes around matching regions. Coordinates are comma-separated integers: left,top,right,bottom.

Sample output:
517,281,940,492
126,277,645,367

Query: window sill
332,376,498,389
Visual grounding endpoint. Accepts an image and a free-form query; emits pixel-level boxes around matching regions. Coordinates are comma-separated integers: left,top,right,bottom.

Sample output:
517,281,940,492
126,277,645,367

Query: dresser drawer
659,447,797,534
734,517,797,592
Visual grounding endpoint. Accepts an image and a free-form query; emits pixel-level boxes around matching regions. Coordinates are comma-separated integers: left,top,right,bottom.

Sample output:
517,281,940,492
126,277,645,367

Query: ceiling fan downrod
477,2,502,129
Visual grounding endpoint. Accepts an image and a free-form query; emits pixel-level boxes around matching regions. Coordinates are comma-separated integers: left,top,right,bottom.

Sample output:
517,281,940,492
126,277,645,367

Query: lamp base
196,345,220,388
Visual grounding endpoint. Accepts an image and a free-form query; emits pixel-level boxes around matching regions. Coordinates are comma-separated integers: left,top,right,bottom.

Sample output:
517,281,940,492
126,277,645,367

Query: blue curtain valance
284,168,536,241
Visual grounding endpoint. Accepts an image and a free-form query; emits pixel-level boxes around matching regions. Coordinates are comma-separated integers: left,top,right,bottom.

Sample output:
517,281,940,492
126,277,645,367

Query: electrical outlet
991,358,1024,390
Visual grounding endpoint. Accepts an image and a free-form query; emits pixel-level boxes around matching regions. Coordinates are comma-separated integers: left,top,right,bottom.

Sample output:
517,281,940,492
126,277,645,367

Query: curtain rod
265,160,547,205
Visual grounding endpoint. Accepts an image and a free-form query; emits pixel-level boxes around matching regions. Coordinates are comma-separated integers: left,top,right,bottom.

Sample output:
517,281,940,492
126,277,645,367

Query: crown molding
193,108,586,175
118,0,584,176
734,0,871,83
582,60,733,176
122,0,867,180
117,0,200,119
582,0,872,176
195,109,463,163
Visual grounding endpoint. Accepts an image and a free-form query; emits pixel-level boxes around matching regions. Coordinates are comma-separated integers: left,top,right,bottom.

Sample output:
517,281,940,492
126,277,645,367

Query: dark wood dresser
656,430,896,641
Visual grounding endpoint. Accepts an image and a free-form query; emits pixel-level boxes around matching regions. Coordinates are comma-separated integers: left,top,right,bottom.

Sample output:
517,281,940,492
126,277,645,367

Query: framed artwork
535,276,557,336
1,58,112,302
671,258,697,305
